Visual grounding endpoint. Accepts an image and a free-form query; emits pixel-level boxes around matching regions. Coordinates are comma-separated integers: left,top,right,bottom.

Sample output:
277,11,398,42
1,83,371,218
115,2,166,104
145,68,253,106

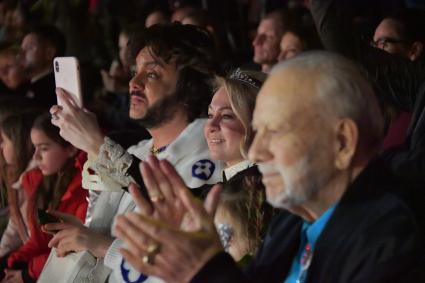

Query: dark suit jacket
26,72,56,109
190,161,425,283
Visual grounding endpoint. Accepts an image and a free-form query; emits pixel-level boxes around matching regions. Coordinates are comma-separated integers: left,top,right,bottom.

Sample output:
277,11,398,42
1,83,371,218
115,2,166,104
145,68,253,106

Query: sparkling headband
229,68,262,89
217,223,234,252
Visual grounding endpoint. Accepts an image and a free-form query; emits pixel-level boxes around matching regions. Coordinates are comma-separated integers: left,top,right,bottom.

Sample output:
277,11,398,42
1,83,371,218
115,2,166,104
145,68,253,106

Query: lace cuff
91,137,133,187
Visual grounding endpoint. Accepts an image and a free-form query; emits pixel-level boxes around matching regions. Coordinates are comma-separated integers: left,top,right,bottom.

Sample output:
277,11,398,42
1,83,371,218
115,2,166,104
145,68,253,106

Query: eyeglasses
371,37,409,50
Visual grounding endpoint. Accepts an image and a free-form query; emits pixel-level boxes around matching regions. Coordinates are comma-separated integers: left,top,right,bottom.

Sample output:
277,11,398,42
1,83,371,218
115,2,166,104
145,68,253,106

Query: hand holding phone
38,209,60,225
53,57,83,108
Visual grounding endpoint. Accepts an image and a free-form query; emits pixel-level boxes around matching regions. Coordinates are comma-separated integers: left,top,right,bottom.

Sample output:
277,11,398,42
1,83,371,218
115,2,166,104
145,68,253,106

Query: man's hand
44,211,113,258
50,88,104,158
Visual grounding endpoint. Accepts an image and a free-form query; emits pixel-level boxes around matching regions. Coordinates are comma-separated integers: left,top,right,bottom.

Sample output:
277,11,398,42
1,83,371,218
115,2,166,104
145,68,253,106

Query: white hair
271,51,384,154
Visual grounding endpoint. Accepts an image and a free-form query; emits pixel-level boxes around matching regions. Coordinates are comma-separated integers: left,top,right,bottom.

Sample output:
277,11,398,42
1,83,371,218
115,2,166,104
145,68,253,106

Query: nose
205,114,220,133
33,148,41,161
248,129,272,163
375,41,385,50
129,72,145,93
252,34,264,47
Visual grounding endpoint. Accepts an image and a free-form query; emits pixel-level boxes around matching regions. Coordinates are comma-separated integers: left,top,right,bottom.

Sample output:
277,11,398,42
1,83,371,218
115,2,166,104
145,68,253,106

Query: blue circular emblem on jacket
121,259,147,283
192,159,215,180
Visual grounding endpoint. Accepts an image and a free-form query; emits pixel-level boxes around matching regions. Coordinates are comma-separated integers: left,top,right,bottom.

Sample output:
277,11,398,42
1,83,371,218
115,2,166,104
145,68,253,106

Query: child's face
30,129,73,176
0,131,15,165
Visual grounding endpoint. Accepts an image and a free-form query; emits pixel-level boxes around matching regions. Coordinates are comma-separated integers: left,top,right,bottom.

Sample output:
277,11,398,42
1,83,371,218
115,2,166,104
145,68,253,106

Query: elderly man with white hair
113,51,424,283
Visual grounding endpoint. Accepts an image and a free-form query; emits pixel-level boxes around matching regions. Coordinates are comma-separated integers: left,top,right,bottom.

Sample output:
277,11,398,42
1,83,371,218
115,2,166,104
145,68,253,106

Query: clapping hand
115,156,223,283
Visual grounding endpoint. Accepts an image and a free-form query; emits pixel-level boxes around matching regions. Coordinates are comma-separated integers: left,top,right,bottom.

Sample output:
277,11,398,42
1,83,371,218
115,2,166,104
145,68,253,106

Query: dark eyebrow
143,60,164,69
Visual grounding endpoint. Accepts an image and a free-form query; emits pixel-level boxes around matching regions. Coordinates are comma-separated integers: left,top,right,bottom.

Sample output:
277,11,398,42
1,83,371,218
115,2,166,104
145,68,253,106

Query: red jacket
7,152,88,280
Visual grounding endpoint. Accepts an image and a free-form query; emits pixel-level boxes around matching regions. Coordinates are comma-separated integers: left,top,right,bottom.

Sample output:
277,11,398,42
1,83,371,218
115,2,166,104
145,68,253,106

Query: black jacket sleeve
190,252,249,283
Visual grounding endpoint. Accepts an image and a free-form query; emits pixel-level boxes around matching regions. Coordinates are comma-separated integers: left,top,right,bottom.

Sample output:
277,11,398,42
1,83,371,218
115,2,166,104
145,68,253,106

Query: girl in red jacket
3,113,88,283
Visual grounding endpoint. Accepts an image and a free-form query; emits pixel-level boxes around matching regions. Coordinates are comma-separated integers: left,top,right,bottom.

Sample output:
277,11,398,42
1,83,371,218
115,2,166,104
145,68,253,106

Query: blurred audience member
181,8,234,66
278,25,322,61
0,110,40,281
0,44,29,96
252,9,292,72
372,10,424,61
0,2,28,45
171,4,196,23
98,26,148,132
145,8,170,28
20,25,66,109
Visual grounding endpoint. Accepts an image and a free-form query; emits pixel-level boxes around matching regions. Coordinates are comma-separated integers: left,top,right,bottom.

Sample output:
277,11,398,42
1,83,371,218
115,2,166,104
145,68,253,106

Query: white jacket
37,119,224,283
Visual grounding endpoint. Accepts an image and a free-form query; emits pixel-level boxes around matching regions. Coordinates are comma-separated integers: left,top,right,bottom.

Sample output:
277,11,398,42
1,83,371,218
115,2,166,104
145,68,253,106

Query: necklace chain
150,144,167,155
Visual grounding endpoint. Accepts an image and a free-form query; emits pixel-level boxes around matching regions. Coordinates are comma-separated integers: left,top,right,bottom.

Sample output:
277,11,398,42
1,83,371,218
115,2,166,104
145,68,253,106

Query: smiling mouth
208,139,225,144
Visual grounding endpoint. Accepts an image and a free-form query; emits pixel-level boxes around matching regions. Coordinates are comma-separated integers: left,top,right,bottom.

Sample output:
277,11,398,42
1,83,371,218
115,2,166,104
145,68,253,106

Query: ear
334,119,358,170
408,41,423,61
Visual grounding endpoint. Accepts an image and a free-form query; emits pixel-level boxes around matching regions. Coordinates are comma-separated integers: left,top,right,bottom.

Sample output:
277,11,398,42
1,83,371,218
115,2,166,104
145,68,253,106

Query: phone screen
38,209,60,225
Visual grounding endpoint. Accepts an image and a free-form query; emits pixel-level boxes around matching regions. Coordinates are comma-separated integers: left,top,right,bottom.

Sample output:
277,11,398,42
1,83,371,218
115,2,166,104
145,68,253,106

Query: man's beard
265,150,325,210
133,91,181,129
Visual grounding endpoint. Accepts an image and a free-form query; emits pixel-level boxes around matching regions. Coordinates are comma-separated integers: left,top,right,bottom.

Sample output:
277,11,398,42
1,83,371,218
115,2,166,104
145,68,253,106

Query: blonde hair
213,69,267,158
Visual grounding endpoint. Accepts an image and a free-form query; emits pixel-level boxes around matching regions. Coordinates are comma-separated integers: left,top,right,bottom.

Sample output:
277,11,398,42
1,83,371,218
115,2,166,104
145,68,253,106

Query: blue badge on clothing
192,159,215,180
121,259,147,283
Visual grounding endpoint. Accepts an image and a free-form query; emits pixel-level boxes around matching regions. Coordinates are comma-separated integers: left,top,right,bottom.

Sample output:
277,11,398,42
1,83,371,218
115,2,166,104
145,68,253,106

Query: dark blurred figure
372,9,425,61
20,25,66,109
96,25,147,135
370,10,425,151
181,8,235,67
0,1,29,45
252,9,293,72
145,7,170,27
0,44,29,97
278,24,322,61
171,4,197,23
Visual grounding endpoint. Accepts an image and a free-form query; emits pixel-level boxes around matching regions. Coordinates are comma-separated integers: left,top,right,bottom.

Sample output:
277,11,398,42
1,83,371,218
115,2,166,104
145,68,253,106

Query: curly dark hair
128,23,220,122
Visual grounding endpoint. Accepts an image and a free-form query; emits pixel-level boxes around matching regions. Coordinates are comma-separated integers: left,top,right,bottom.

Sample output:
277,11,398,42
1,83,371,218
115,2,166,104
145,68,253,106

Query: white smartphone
53,57,83,107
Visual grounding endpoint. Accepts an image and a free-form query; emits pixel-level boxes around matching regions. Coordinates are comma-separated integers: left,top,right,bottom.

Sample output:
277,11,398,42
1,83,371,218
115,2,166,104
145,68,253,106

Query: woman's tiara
229,68,262,89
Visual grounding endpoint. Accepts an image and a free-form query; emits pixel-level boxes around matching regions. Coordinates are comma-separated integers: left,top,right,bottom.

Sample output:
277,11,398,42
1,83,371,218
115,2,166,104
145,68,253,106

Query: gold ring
142,254,155,265
150,193,165,203
147,243,161,254
142,243,161,265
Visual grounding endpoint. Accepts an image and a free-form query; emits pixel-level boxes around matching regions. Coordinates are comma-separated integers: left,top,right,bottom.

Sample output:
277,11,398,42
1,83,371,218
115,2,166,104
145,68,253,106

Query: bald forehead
262,67,320,101
253,67,322,128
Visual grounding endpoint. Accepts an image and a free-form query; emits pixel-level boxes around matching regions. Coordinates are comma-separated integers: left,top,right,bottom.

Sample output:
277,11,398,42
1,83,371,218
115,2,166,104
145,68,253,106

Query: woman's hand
50,88,105,158
115,157,223,283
